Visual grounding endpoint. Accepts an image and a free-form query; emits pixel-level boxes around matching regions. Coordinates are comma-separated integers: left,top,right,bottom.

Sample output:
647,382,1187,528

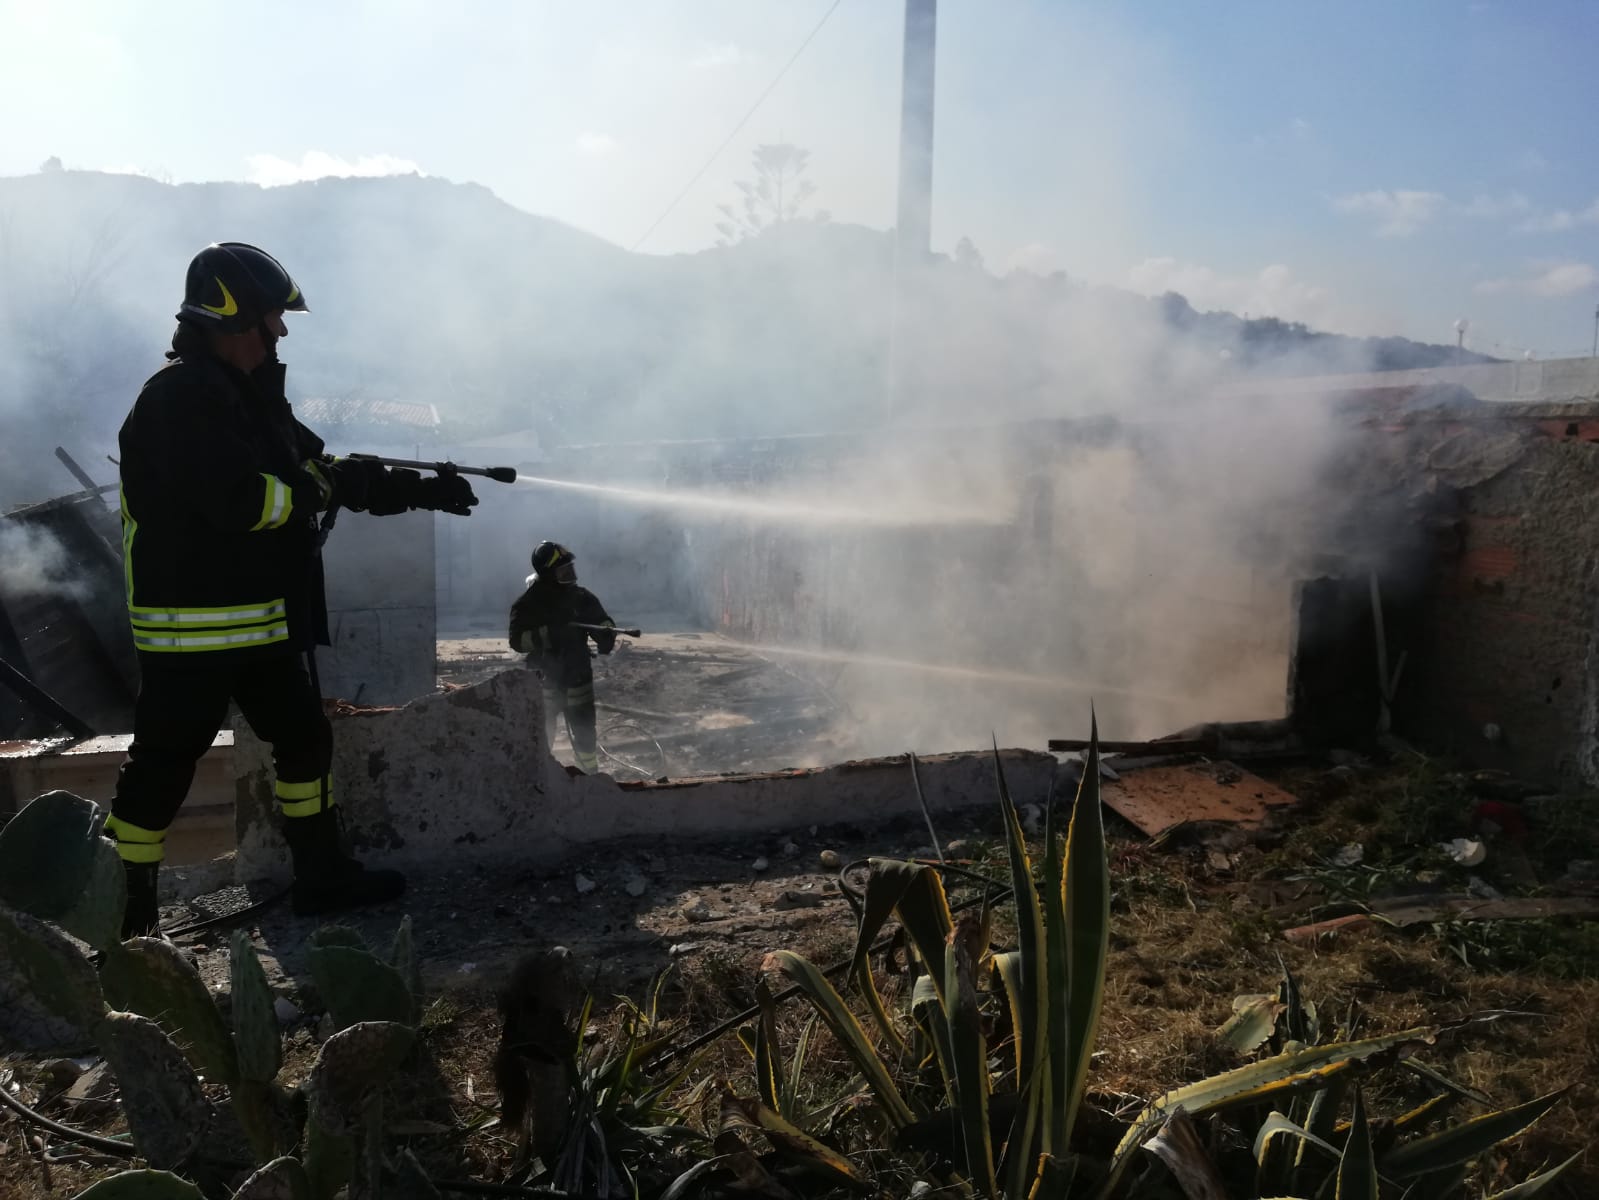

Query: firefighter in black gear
508,542,616,774
107,241,479,938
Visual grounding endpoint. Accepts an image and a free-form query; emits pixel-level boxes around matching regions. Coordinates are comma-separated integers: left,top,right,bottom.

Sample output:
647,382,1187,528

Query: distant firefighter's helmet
179,242,308,334
531,541,577,583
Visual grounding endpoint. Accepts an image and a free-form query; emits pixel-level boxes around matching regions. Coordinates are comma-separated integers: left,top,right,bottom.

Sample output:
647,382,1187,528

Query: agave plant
724,727,1578,1200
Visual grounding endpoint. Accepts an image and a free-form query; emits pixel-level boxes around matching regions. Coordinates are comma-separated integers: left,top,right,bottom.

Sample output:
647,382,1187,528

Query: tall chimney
887,0,937,421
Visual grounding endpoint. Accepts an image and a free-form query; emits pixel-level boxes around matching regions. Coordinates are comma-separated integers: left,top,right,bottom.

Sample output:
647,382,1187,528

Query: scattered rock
752,856,770,872
61,1063,115,1118
1467,876,1504,901
1206,849,1235,872
623,874,648,898
822,879,840,893
782,841,801,858
1440,838,1487,867
683,899,714,923
273,997,301,1025
574,873,597,895
818,849,843,870
1329,843,1364,868
945,838,969,856
669,943,700,958
772,890,824,911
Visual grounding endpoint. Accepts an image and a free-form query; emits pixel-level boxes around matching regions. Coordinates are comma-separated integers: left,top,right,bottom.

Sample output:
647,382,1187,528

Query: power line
630,0,846,252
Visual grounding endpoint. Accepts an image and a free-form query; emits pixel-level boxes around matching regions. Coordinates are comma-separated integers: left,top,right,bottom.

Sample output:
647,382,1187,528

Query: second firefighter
508,541,616,774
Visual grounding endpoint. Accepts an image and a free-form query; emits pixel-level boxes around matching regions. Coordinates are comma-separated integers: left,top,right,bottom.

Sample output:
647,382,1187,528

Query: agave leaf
0,900,104,1051
721,1088,873,1192
306,1020,415,1136
389,915,424,1027
944,917,997,1197
1059,714,1111,1146
230,929,282,1084
1292,1075,1347,1195
1256,1110,1342,1164
1336,1089,1379,1200
846,858,922,983
1041,757,1070,1155
852,954,908,1056
1401,1057,1492,1105
101,937,239,1085
911,972,955,1097
1143,1105,1229,1200
1381,1088,1568,1179
1099,1023,1449,1200
992,741,1049,1200
307,944,415,1030
97,1010,212,1170
1221,994,1285,1054
1392,1092,1455,1135
68,1170,206,1199
753,979,784,1112
768,949,914,1128
233,1156,312,1200
658,1154,733,1200
1483,1151,1583,1199
849,858,955,1000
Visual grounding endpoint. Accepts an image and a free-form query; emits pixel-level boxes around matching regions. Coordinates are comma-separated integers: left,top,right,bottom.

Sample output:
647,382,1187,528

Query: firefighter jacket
117,325,396,663
508,579,615,686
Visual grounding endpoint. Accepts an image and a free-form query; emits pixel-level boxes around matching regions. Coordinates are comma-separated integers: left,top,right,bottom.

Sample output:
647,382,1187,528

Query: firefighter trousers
541,672,598,774
106,653,334,865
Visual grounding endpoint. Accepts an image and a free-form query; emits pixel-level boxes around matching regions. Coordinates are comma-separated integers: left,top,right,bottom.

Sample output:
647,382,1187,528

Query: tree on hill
715,143,828,245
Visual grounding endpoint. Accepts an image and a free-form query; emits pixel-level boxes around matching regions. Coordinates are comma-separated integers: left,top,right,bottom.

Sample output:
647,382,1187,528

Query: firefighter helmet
531,541,577,582
178,242,308,334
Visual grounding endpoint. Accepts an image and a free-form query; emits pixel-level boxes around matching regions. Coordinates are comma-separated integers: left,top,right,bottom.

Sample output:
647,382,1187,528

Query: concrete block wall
231,667,1057,880
317,508,436,705
1400,427,1599,785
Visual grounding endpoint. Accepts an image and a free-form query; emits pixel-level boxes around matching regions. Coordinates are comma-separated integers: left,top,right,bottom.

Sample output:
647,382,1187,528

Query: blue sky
3,0,1597,354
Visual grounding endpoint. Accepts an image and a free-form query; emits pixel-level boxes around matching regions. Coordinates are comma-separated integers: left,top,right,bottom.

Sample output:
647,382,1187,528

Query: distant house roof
296,397,440,429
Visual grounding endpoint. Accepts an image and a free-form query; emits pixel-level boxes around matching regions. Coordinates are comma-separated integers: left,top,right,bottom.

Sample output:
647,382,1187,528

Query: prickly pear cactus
233,1155,312,1200
307,924,368,950
0,790,126,951
308,944,414,1031
391,1147,445,1199
101,937,240,1085
96,1011,213,1170
306,1020,414,1136
0,900,105,1052
303,1105,355,1200
389,914,424,1026
230,929,282,1083
68,1169,205,1199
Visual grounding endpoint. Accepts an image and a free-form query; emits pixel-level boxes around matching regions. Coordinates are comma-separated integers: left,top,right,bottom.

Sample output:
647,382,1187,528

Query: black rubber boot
282,807,406,917
121,861,161,940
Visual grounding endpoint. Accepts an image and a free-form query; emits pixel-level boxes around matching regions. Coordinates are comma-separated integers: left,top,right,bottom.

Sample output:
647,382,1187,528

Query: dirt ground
437,619,857,777
5,747,1598,1198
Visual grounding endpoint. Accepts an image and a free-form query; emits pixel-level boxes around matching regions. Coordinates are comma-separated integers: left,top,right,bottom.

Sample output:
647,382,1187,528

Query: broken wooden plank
1283,894,1599,942
1101,761,1299,839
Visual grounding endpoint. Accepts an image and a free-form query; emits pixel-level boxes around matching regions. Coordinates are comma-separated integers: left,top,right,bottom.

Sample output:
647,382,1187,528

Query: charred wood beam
0,655,95,738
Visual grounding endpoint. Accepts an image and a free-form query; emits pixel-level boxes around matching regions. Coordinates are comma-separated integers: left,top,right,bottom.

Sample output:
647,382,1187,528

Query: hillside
0,170,1492,508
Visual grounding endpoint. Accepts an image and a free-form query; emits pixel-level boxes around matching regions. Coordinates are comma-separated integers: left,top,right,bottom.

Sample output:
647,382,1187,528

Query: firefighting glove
357,462,417,516
412,467,479,516
594,627,617,655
